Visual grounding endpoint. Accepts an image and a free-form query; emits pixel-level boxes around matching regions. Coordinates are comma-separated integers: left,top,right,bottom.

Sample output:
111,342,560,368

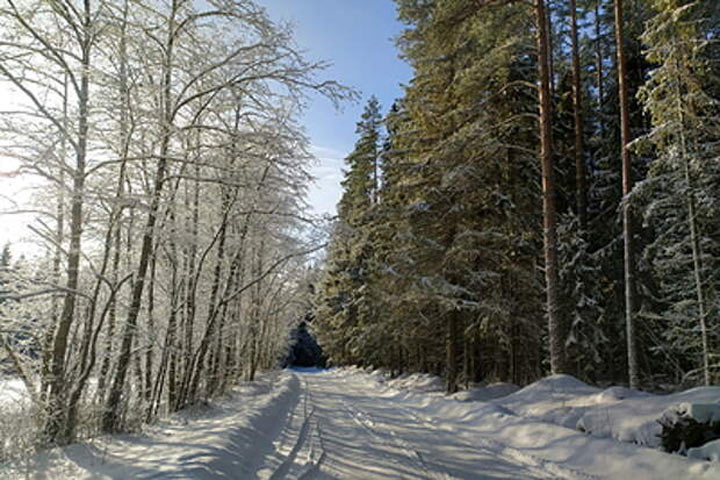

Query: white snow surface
667,403,720,424
1,368,719,479
491,374,720,449
0,377,30,406
688,439,720,462
452,383,520,403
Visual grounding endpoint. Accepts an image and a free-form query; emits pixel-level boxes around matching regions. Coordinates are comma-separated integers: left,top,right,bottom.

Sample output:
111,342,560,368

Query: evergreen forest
316,0,720,393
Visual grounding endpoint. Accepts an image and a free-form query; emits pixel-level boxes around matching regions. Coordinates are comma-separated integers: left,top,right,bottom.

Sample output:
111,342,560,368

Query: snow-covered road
254,369,564,480
4,368,719,479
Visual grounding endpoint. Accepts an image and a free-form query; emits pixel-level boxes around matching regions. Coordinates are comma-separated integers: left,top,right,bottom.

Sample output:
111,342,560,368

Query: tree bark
614,0,639,389
536,0,566,374
445,310,459,393
674,62,710,386
595,0,605,132
570,0,587,229
45,2,92,443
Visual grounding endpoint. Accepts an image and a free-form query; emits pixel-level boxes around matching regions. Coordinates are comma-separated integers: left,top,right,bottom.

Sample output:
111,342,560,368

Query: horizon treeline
315,0,720,393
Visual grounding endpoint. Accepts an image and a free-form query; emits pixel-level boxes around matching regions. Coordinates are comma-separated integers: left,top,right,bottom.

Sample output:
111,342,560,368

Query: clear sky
256,0,412,216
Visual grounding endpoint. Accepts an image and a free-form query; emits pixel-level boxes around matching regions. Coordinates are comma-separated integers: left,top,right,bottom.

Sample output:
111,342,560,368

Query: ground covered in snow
2,368,719,479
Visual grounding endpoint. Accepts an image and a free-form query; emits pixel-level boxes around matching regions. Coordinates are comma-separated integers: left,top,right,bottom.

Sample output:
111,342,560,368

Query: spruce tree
637,0,720,385
316,97,384,365
387,0,543,386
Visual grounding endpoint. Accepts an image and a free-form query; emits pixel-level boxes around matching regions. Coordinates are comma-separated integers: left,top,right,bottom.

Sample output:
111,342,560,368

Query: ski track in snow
4,368,720,479
256,370,585,480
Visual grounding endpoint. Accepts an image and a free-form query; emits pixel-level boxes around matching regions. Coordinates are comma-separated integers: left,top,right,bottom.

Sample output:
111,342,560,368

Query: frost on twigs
658,403,720,455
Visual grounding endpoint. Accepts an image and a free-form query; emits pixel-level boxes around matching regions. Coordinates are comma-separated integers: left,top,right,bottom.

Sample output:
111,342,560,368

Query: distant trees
315,0,719,391
0,0,348,451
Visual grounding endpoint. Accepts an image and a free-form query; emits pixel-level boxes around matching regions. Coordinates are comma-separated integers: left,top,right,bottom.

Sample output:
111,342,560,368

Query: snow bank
445,373,720,450
569,386,720,447
688,439,720,462
335,367,521,401
330,368,720,454
452,382,520,402
385,372,445,392
663,402,720,424
337,368,720,479
1,372,300,479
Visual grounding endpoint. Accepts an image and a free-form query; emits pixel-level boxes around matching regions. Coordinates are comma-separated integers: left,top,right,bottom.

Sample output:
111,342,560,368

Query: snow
2,368,719,479
385,372,445,392
2,372,299,479
688,439,720,462
0,377,30,406
452,382,520,402
466,374,720,449
664,403,720,424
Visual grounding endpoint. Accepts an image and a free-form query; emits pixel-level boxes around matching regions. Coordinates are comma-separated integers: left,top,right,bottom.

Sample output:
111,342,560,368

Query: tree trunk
102,139,169,433
675,69,710,386
165,207,180,415
614,0,639,389
595,0,605,132
536,0,566,374
145,253,157,401
186,197,231,404
97,214,122,402
42,73,68,406
570,0,587,229
445,310,459,394
45,13,92,444
102,0,177,430
684,161,710,386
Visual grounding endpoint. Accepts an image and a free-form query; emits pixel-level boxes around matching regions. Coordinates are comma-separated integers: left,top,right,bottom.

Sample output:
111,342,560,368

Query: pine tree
583,0,654,384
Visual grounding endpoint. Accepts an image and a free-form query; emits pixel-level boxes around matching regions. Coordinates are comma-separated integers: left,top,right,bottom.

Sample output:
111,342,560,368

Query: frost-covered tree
637,0,720,386
0,0,350,450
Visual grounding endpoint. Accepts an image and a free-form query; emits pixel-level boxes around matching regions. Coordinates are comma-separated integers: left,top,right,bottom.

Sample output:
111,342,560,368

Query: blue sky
256,0,412,216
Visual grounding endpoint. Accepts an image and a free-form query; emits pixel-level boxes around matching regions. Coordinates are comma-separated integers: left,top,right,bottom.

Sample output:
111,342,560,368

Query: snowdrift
1,372,299,479
493,374,720,449
368,369,720,453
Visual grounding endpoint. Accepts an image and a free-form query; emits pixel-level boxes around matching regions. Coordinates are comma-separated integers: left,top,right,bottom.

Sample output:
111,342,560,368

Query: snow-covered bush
0,399,41,461
658,403,720,454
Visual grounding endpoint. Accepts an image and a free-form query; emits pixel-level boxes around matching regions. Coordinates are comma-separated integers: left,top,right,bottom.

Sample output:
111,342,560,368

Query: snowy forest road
8,369,718,479
253,369,587,480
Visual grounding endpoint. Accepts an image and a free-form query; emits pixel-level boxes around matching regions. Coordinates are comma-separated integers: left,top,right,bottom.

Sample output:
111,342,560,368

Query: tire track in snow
296,370,601,480
391,399,604,480
297,378,328,479
339,397,456,480
262,376,319,479
268,406,315,479
297,417,327,480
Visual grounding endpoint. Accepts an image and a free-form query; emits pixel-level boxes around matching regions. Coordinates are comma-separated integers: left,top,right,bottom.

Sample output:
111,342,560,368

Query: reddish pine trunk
536,0,566,374
614,0,639,389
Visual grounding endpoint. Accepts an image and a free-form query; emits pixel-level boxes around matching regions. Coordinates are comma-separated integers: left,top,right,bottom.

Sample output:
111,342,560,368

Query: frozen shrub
658,403,720,453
